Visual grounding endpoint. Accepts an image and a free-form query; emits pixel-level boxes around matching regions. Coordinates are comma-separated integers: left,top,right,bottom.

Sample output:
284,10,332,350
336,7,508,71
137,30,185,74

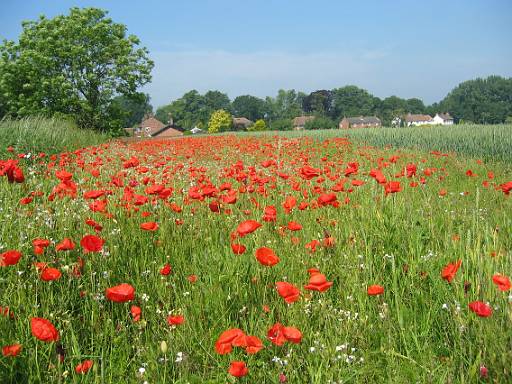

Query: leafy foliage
439,76,512,124
232,95,268,121
110,93,152,128
208,109,233,133
304,116,336,130
155,90,231,128
0,7,153,133
248,119,267,131
269,118,293,131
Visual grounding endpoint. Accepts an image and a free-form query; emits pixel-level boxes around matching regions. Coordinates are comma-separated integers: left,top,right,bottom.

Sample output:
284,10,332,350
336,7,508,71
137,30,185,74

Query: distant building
233,117,253,130
405,114,434,126
292,116,315,130
432,113,454,125
339,116,381,129
127,114,184,138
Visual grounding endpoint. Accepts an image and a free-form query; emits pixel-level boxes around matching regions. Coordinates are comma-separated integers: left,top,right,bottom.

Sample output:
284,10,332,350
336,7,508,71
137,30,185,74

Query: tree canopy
0,7,153,132
439,76,512,124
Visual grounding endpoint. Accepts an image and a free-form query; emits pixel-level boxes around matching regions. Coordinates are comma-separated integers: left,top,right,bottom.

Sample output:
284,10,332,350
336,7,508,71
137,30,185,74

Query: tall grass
0,117,109,155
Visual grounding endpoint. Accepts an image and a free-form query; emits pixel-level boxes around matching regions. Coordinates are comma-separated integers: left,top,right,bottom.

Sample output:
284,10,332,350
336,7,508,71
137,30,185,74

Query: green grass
0,117,109,155
0,130,511,383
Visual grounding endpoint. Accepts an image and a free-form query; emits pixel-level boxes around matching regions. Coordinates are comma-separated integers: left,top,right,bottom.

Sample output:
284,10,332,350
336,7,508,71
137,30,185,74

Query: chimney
168,113,174,126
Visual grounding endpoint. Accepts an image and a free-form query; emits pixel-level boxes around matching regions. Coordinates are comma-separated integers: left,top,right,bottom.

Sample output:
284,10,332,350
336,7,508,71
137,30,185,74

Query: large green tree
110,93,152,128
156,90,231,128
265,89,306,120
302,90,332,116
0,7,153,132
440,76,512,123
232,95,268,121
330,86,377,120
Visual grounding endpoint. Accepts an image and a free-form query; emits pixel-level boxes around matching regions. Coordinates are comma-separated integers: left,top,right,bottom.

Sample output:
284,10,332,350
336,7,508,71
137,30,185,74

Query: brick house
339,116,381,129
292,116,315,130
404,114,434,126
126,114,184,138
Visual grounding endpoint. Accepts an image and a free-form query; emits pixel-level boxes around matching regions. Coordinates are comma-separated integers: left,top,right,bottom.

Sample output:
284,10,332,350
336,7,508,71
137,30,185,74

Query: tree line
153,76,512,131
0,7,510,133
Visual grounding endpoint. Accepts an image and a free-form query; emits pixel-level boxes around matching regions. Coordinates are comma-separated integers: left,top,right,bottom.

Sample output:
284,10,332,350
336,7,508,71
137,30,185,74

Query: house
405,113,433,126
339,116,381,129
130,114,184,138
432,113,454,125
292,116,315,130
232,117,253,130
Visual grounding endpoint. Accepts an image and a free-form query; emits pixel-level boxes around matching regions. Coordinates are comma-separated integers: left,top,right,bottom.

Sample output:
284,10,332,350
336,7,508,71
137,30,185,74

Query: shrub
304,116,336,130
269,119,293,131
208,110,233,133
248,119,267,132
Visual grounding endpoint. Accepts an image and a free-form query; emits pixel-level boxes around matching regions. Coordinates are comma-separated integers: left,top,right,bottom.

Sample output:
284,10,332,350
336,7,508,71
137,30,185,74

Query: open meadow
1,124,511,383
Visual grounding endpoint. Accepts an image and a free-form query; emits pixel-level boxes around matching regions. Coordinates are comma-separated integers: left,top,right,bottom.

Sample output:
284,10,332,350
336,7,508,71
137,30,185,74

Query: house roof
152,123,185,137
292,116,315,126
405,114,433,122
437,113,453,120
343,116,381,124
139,117,166,136
233,117,253,127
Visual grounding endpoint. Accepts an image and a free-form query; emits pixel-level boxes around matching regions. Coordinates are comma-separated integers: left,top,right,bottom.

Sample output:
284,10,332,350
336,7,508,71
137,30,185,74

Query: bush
208,109,233,133
248,119,267,132
269,119,293,131
304,116,336,130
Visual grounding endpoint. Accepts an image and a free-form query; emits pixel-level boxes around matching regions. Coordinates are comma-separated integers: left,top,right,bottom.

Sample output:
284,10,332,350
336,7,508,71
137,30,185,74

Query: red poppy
441,260,462,283
304,272,333,292
75,360,94,374
56,238,75,251
231,243,246,255
255,247,280,266
140,221,159,231
187,274,198,283
32,238,50,255
276,282,300,304
2,344,22,357
167,315,185,326
262,206,277,222
367,285,385,296
492,274,511,291
384,181,402,195
267,323,286,346
245,335,263,354
31,317,59,342
228,361,249,377
282,326,302,344
105,283,135,303
80,235,104,253
236,220,262,237
215,328,246,354
0,250,22,267
40,267,62,281
131,305,141,322
287,221,302,231
468,301,492,317
160,263,172,275
267,323,301,345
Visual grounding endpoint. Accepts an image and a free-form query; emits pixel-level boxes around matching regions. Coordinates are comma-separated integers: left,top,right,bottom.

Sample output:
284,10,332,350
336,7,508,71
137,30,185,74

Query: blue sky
1,0,511,108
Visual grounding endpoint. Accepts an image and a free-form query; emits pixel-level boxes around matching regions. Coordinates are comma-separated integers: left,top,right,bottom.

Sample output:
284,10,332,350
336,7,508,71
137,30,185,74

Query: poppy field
1,133,511,383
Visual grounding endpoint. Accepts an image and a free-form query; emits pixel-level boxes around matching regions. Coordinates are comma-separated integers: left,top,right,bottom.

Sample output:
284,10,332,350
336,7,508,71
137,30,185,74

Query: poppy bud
160,340,168,354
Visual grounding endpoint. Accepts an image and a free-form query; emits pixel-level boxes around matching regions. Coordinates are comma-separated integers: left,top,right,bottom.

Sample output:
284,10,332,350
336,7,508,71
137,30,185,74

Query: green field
0,123,511,383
